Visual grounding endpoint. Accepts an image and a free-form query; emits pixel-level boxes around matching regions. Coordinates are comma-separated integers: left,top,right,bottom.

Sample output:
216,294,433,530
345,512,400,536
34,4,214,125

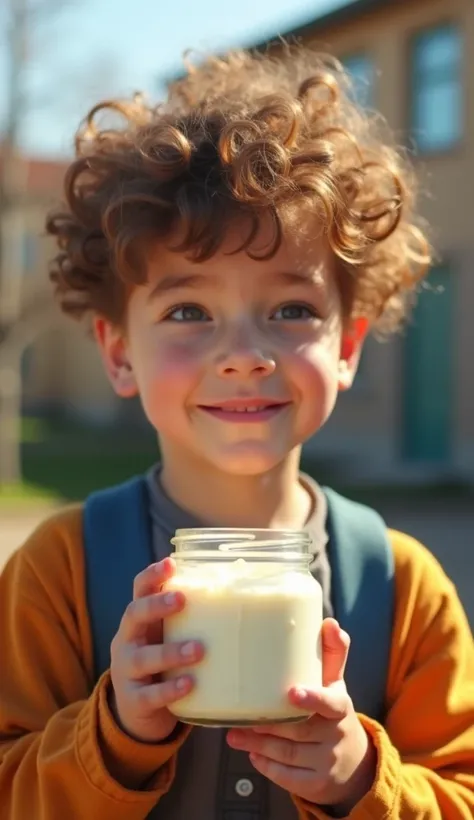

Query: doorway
401,265,454,462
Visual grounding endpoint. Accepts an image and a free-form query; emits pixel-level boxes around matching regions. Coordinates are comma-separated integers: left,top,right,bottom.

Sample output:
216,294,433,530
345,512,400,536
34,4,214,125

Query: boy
0,47,473,820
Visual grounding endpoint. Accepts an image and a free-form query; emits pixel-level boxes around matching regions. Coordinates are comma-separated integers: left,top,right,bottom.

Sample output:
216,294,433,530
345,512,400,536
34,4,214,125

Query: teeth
224,406,267,413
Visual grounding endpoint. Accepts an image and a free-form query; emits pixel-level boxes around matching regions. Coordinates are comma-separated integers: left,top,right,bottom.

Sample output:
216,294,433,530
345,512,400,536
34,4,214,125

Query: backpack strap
323,487,395,722
83,476,153,681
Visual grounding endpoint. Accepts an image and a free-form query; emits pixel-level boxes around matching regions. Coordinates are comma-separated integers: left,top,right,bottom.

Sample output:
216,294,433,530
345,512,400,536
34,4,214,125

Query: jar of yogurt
163,528,322,727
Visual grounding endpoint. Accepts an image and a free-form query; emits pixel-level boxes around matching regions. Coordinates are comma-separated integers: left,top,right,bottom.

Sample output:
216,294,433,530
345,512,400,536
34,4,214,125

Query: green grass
22,448,157,501
0,416,158,505
0,481,58,506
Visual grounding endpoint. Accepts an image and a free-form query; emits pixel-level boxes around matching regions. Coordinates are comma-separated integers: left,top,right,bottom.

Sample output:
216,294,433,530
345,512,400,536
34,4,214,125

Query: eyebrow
147,273,219,302
146,268,324,303
268,270,327,292
271,270,323,286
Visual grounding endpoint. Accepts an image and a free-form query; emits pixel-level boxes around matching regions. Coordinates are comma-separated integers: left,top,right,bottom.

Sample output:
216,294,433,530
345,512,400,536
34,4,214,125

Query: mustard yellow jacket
0,507,473,819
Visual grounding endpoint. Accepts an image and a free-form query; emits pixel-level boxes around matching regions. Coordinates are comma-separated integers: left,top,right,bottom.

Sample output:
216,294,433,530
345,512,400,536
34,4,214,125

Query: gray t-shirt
142,465,334,820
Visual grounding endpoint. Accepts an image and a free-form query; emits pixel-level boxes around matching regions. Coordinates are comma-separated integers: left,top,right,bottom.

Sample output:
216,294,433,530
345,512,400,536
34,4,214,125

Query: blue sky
0,0,348,157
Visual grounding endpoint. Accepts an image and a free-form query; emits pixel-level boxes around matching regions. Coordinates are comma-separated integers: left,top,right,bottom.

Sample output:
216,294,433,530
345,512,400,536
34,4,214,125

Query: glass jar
163,528,322,727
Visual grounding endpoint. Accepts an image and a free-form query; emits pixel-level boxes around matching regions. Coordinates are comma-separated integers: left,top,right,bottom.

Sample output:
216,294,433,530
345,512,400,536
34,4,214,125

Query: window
342,53,375,108
410,24,462,153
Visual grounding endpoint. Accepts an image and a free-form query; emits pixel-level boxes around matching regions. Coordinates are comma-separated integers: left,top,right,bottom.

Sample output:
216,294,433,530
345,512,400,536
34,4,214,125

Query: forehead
144,221,335,287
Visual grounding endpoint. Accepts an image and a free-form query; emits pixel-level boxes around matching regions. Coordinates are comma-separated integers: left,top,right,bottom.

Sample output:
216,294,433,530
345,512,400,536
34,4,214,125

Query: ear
338,317,368,391
93,316,138,398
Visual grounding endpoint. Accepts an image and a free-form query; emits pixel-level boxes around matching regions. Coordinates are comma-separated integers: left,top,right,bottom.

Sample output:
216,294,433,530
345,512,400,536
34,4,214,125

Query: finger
133,558,176,600
120,589,185,642
124,640,204,680
288,682,350,721
251,716,317,742
249,753,314,793
320,618,350,686
130,674,194,714
248,715,336,744
227,730,318,770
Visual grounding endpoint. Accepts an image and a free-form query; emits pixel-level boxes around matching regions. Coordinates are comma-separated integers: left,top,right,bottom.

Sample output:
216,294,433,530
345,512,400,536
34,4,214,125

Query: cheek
287,340,341,426
130,337,203,423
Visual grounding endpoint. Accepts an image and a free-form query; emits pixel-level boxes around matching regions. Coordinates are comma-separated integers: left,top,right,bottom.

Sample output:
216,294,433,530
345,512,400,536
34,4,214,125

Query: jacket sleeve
294,531,474,820
0,512,190,820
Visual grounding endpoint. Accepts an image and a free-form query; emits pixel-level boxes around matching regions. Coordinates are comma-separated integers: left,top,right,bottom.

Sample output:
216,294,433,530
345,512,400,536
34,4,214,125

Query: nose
215,343,276,379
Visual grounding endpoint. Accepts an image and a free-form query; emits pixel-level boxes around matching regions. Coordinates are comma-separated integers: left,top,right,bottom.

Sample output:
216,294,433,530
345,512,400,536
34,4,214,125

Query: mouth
197,398,291,423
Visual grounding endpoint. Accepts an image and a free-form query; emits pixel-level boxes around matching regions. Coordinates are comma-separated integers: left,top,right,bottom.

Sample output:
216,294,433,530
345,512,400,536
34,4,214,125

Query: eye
164,304,211,322
271,303,318,321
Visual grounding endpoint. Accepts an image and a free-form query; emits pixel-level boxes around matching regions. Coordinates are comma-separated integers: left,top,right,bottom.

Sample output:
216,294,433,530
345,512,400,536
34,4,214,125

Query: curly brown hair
46,46,431,333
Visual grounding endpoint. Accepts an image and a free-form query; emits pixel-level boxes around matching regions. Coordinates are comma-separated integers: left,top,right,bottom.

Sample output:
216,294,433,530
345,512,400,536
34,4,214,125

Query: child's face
96,223,364,476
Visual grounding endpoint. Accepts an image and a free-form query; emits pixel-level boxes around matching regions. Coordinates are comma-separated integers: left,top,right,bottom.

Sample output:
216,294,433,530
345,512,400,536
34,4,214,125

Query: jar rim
170,527,312,561
173,527,310,539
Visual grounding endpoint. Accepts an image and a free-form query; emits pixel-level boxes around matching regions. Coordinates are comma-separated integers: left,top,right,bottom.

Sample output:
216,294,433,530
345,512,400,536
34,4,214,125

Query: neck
159,446,312,530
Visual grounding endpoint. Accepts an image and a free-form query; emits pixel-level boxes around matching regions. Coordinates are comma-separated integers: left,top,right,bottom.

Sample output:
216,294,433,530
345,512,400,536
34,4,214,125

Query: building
247,0,474,482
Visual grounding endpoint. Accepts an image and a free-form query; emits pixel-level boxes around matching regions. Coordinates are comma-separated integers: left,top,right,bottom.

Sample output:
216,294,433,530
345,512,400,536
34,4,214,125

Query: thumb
321,618,350,687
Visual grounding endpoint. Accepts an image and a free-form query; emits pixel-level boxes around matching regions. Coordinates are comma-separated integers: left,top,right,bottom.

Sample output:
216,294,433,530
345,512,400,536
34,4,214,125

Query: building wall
27,319,119,423
21,193,121,424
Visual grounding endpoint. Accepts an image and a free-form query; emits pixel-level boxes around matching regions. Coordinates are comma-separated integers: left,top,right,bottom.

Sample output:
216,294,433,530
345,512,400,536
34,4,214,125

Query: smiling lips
197,397,291,423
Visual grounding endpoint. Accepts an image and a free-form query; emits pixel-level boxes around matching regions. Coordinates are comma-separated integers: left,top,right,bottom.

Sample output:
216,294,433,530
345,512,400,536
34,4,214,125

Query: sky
0,0,348,157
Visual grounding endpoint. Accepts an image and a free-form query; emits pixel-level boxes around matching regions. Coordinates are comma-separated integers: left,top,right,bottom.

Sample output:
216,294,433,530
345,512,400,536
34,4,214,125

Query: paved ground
2,496,473,626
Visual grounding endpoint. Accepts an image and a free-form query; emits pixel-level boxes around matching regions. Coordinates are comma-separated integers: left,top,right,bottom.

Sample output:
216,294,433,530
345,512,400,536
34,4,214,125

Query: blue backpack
83,476,394,721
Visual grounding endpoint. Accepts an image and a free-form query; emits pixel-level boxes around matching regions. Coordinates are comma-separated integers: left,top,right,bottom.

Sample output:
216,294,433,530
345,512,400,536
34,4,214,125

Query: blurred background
0,0,473,625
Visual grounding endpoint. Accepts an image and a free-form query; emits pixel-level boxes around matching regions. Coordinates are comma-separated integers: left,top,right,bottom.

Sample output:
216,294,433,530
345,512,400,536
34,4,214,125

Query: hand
226,619,376,814
110,557,204,743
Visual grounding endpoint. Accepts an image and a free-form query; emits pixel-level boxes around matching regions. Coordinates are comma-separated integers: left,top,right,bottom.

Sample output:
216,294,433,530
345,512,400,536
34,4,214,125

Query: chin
206,445,289,477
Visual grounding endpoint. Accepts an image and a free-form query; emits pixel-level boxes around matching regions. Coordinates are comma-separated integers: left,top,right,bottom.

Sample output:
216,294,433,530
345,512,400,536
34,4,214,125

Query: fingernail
294,686,308,700
176,676,190,691
180,641,199,658
164,592,176,606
